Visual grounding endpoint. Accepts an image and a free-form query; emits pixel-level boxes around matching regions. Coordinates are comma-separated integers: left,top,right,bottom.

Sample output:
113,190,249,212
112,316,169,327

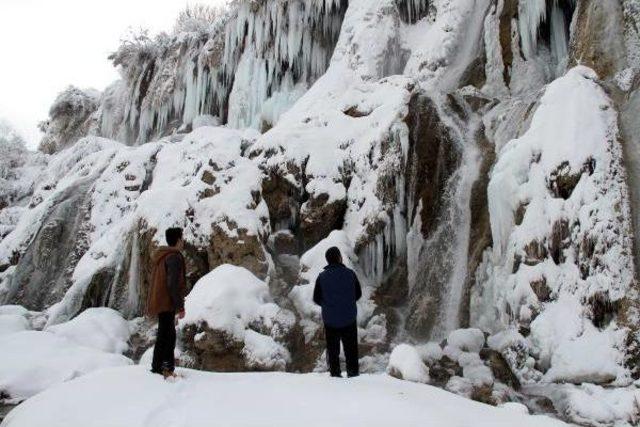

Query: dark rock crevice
403,93,463,339
4,181,95,311
459,125,495,329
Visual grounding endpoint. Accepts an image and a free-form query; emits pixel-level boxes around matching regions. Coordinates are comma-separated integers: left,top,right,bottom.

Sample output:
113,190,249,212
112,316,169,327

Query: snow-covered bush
0,119,46,229
38,86,100,154
173,4,225,35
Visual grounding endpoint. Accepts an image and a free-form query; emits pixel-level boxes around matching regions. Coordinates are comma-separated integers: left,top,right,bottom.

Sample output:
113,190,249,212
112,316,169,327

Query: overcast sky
0,0,226,149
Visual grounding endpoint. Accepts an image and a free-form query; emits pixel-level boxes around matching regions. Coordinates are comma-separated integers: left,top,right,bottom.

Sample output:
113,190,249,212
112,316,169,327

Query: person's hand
177,309,185,320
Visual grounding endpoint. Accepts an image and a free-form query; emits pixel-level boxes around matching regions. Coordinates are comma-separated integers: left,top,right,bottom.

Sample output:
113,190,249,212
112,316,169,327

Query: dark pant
324,322,359,377
152,311,176,373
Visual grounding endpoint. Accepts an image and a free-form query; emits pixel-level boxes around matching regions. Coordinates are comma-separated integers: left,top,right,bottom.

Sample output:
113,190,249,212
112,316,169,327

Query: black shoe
347,373,359,378
330,372,342,378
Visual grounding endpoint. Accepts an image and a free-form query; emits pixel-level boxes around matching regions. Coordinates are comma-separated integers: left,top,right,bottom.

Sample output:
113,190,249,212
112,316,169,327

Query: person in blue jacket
313,246,362,378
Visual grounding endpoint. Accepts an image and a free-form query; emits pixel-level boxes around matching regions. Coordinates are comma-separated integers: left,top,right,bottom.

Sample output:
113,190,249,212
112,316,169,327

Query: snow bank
0,305,28,316
387,344,430,383
0,305,31,332
0,314,29,337
0,305,43,335
1,366,568,427
45,308,131,354
0,331,132,402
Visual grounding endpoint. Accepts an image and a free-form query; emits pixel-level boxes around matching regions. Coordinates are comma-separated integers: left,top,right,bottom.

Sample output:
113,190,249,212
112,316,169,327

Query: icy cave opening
519,0,577,77
397,0,431,24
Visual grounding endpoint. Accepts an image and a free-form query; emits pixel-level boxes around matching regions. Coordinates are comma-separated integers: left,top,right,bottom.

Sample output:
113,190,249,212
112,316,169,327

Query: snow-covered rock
447,328,486,353
556,383,640,427
387,344,430,383
416,342,444,363
179,265,294,371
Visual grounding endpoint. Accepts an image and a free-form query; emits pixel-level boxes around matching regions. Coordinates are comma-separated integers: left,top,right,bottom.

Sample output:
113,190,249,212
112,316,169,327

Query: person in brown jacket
148,227,187,378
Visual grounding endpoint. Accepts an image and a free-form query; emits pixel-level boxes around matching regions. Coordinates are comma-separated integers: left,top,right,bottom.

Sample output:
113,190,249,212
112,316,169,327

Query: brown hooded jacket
147,246,186,316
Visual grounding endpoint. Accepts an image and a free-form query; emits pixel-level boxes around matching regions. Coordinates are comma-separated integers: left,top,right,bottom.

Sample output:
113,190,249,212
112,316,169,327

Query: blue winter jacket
312,263,362,328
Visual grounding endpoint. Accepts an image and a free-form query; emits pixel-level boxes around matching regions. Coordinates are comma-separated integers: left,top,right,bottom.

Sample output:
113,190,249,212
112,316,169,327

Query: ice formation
93,0,349,145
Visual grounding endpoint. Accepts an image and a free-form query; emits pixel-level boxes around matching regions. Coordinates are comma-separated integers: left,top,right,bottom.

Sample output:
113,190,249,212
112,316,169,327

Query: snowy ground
1,366,567,427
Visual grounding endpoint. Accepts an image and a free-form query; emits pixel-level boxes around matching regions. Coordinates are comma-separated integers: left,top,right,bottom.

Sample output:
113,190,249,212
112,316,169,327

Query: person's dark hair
165,227,184,247
325,246,342,264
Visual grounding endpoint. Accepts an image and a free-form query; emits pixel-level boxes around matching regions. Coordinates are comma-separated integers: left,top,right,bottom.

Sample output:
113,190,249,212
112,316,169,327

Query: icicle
99,0,348,144
124,233,141,317
518,0,547,60
549,0,570,73
397,0,430,24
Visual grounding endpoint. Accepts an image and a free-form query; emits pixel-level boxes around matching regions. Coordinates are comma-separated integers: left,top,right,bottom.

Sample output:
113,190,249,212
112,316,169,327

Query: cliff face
2,0,640,423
